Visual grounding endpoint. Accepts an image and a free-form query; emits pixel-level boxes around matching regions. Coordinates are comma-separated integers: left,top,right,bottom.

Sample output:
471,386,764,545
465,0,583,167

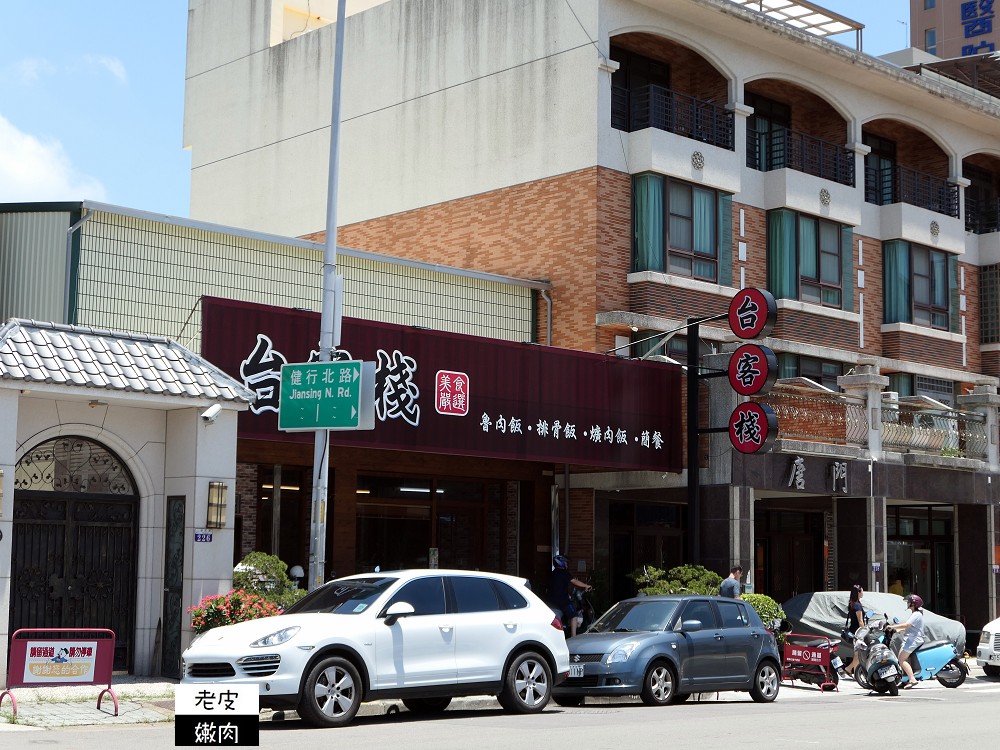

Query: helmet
905,594,923,610
553,554,569,569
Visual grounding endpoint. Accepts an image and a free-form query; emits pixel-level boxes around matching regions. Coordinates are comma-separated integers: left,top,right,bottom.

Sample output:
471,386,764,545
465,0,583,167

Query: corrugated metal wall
71,211,533,352
0,211,70,323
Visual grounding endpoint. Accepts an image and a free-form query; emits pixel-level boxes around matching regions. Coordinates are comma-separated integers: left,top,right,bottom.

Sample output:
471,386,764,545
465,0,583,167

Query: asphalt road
4,674,997,749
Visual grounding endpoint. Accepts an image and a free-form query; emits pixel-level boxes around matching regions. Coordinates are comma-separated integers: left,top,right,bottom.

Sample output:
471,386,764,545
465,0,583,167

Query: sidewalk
1,659,988,731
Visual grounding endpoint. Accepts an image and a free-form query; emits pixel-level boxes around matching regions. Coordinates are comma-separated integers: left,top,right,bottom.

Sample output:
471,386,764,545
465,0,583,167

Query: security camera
200,404,222,423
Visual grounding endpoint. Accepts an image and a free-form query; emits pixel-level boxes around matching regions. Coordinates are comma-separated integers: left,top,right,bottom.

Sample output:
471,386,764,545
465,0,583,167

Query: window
883,241,952,330
679,600,718,629
767,209,851,308
451,576,501,613
924,0,935,9
629,332,713,363
925,28,937,55
493,581,529,610
718,600,749,628
777,353,844,391
384,576,446,616
633,173,732,282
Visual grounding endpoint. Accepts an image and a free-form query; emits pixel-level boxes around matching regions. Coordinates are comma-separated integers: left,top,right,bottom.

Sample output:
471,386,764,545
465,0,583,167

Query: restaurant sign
202,297,683,472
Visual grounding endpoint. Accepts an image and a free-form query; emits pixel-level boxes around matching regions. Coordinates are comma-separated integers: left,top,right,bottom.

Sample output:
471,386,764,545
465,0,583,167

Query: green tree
232,551,306,610
629,564,723,596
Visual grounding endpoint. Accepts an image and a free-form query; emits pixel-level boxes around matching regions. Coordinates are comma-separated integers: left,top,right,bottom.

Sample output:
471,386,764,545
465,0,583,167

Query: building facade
183,0,1000,632
911,0,998,58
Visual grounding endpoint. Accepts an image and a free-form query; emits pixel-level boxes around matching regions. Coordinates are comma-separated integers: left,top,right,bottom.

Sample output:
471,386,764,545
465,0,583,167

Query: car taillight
551,617,563,631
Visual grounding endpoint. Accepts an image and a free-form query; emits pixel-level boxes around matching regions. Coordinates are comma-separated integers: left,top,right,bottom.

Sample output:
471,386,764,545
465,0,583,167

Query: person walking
719,565,743,598
843,584,867,676
549,555,591,637
890,594,926,688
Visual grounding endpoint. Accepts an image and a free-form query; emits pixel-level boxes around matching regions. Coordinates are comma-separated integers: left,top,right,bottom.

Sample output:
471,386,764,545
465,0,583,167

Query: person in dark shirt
719,566,743,598
549,555,591,637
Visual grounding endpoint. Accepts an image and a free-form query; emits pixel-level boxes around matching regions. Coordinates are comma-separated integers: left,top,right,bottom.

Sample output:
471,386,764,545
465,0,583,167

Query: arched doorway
10,436,140,671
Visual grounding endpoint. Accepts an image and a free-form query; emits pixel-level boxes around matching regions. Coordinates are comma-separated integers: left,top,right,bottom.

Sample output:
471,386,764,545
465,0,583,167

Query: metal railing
758,385,868,446
746,127,855,186
964,193,1000,234
612,84,734,150
864,164,959,218
881,404,987,459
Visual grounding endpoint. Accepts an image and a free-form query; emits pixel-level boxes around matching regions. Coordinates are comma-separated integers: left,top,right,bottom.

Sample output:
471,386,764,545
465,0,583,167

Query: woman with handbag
843,584,867,676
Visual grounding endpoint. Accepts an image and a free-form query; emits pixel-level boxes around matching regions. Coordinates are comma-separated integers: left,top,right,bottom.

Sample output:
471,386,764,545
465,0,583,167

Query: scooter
849,615,903,696
888,618,968,688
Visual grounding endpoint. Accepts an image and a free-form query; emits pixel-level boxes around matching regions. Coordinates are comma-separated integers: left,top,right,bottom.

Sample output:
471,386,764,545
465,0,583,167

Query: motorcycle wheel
888,682,899,697
935,658,968,688
854,670,871,690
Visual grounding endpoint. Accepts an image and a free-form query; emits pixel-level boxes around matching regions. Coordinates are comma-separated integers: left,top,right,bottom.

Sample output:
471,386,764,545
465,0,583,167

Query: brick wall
326,168,606,353
882,331,965,369
235,462,259,561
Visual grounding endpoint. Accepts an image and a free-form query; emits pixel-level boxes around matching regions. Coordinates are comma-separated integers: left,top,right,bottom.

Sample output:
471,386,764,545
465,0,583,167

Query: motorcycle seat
914,639,951,653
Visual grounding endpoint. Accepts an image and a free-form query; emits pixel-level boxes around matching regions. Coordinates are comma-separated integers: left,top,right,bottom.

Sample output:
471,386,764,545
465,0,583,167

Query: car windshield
283,577,397,615
589,600,679,633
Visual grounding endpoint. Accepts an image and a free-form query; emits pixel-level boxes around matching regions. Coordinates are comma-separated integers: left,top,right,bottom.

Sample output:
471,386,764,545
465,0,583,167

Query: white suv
976,615,1000,677
181,569,570,727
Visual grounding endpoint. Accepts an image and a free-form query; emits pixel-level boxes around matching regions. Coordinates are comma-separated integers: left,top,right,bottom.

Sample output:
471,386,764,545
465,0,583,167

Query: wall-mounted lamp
207,481,229,529
88,400,108,408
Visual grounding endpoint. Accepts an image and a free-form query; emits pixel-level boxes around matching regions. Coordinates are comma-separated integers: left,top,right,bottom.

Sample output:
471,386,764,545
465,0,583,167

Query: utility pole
309,0,348,591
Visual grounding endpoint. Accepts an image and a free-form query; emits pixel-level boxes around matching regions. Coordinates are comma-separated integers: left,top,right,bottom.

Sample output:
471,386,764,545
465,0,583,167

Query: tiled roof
0,318,254,403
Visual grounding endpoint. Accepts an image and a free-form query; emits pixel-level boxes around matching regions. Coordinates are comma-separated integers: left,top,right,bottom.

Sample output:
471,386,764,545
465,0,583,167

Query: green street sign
278,360,375,431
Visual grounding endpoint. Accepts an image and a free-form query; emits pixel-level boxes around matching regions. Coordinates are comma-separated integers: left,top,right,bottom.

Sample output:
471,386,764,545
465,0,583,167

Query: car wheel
984,664,1000,678
402,697,452,714
498,652,552,713
935,658,968,688
297,656,362,728
639,660,675,706
552,695,584,707
749,661,780,703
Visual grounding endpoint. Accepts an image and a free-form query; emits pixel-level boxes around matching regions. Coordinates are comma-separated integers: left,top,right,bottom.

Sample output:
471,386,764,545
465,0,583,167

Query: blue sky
0,0,909,221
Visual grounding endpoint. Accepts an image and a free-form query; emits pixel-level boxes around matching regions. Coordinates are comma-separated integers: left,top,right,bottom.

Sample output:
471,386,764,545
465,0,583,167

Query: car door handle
504,623,517,629
714,634,724,640
439,625,453,633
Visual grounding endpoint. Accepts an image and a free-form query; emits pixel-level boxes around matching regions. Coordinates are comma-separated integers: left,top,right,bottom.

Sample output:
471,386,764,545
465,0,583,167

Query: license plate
989,653,1000,663
878,665,898,679
569,664,584,678
831,656,843,669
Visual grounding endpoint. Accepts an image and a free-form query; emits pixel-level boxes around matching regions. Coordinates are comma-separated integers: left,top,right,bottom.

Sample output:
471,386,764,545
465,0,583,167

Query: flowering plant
188,589,282,634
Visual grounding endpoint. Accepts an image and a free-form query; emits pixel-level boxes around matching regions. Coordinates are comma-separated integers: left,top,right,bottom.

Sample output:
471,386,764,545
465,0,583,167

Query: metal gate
10,437,139,671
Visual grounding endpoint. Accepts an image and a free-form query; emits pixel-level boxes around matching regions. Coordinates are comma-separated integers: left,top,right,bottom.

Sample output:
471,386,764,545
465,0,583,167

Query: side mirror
681,619,703,633
383,601,415,626
891,616,900,624
864,609,874,618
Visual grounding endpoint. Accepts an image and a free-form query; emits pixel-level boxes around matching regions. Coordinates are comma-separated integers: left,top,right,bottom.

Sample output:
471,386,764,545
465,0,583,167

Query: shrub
232,551,306,610
630,564,723,596
742,593,786,640
188,589,282,634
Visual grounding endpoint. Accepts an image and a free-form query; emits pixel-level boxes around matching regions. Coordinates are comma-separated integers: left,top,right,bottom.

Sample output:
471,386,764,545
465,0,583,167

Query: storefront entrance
887,505,955,617
356,477,505,572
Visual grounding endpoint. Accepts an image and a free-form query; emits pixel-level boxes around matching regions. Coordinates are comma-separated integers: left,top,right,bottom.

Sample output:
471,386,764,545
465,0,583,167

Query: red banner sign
728,402,778,454
728,288,777,340
202,297,683,472
727,343,778,397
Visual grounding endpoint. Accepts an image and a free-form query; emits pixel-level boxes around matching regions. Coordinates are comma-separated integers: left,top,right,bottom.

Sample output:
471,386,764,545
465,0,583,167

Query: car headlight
250,626,300,648
607,641,640,664
983,631,991,645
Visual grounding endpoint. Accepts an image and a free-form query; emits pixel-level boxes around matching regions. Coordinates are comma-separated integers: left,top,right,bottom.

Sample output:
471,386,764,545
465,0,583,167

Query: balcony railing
757,385,988,460
612,84,734,151
759,385,868,446
964,193,1000,234
881,403,987,459
746,128,855,186
864,164,959,218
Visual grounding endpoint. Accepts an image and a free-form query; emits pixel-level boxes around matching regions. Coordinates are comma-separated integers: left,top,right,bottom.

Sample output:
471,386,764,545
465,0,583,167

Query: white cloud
84,55,128,84
10,57,56,84
0,114,107,202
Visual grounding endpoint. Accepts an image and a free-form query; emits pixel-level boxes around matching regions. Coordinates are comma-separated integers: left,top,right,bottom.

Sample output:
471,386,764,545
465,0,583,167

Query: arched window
15,436,137,495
